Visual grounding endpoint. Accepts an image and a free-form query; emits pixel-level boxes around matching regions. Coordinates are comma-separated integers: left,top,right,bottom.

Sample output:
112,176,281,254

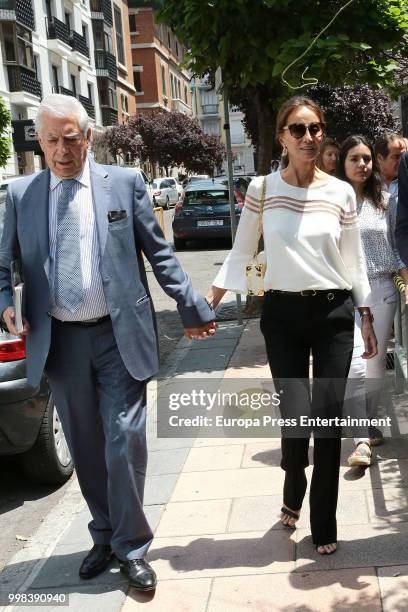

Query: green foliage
0,97,11,169
153,0,408,171
154,0,408,95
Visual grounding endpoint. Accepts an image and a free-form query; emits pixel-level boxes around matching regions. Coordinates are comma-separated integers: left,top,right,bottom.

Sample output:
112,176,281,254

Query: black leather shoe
119,559,157,591
79,545,114,579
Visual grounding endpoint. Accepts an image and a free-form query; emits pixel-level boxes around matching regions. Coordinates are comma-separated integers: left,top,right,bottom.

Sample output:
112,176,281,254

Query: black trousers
260,290,354,545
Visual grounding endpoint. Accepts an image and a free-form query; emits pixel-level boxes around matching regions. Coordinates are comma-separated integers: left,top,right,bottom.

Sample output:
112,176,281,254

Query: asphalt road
0,207,231,573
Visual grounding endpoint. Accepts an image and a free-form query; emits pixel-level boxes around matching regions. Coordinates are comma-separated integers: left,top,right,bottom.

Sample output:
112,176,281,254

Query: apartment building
191,76,255,175
128,2,193,116
0,0,135,177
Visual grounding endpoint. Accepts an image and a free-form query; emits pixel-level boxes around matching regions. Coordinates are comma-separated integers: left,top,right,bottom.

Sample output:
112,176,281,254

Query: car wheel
21,394,74,485
173,236,186,250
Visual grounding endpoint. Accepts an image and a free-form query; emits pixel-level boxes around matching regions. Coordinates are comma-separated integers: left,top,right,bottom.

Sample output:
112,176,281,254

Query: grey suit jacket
0,159,214,387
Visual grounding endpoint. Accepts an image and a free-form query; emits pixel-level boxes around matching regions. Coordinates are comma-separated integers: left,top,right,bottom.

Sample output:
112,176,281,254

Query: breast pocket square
108,210,127,223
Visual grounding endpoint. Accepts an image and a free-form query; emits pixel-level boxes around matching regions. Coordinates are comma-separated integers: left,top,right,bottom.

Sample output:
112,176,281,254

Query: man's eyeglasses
282,122,326,139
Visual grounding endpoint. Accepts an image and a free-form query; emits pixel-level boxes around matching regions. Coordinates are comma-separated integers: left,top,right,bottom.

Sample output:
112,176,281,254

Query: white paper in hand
13,283,24,333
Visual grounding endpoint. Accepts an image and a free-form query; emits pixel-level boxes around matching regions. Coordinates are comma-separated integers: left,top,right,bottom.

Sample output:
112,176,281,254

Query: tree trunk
254,90,276,175
244,89,277,316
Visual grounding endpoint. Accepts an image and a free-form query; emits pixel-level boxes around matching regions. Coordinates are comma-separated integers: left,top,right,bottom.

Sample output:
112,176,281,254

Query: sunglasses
282,122,326,139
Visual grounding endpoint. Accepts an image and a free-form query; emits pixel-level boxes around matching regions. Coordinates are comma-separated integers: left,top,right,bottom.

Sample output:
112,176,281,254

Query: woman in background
337,135,408,466
317,137,339,175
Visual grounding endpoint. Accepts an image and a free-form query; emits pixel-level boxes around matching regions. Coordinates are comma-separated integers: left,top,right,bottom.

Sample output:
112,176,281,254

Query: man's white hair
35,94,90,134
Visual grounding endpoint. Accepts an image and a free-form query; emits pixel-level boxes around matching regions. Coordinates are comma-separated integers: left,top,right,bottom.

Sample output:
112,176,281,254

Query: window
87,82,93,102
177,79,181,100
175,41,178,57
133,71,142,93
82,24,88,46
161,65,166,96
93,21,103,50
121,94,128,112
71,74,77,96
64,12,71,29
45,0,52,21
129,14,137,32
114,6,125,65
167,30,171,48
52,65,59,90
170,74,174,98
184,84,188,103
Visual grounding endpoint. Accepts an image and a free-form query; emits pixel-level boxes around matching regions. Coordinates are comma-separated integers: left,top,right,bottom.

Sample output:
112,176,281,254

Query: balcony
101,108,117,126
201,104,219,115
46,16,70,45
0,0,35,30
95,50,117,81
52,85,75,96
90,0,112,26
7,65,41,101
171,98,192,116
70,30,89,59
78,94,95,119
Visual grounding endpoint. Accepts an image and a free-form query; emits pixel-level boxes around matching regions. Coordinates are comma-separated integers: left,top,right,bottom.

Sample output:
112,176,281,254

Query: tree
231,84,400,154
310,84,400,143
153,0,408,173
96,109,225,175
0,97,11,169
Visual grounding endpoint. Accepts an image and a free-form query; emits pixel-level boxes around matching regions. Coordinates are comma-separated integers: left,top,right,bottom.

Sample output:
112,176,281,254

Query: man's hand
361,320,378,359
2,306,30,337
184,321,217,340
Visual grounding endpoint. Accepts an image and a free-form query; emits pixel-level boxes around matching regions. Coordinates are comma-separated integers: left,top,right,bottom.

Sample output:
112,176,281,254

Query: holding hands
184,320,217,340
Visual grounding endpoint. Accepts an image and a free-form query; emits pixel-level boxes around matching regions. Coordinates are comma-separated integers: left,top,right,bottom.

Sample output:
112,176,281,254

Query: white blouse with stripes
213,171,371,307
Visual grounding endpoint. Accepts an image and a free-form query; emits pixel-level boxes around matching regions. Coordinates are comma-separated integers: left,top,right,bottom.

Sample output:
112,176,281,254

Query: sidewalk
2,315,408,611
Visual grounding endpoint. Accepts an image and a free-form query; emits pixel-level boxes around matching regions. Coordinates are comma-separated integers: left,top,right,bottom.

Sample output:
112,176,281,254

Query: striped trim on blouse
245,192,357,227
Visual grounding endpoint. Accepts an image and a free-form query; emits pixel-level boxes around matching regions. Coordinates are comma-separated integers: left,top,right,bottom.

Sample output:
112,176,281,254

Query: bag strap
253,175,267,260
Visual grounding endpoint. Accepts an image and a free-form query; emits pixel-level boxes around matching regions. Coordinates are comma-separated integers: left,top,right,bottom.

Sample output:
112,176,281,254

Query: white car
152,179,179,209
166,177,183,200
0,176,25,192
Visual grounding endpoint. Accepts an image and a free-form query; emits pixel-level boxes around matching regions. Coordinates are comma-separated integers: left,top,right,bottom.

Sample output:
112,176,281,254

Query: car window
184,189,237,205
161,180,172,188
167,179,175,185
152,180,160,189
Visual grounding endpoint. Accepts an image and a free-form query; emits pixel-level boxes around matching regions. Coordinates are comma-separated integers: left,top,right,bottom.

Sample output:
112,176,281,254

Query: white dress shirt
48,158,109,321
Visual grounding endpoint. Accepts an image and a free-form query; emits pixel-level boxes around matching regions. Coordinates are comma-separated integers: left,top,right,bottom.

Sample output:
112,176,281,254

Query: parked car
181,175,210,189
152,178,179,209
165,177,183,200
125,167,154,206
0,190,74,485
172,178,249,250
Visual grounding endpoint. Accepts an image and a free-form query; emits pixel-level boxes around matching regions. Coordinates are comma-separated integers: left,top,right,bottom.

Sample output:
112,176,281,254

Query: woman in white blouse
337,135,408,467
206,97,377,555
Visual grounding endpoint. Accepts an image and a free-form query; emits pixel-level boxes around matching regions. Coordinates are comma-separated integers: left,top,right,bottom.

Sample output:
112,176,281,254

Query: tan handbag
245,176,267,296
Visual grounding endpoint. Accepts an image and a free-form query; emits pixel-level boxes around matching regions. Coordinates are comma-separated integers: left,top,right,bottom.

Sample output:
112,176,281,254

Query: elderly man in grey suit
0,94,216,590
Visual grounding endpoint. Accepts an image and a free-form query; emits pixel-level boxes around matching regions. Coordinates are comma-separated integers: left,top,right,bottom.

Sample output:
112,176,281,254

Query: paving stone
228,489,368,533
17,584,128,612
177,351,232,372
295,522,408,571
208,568,381,611
366,486,408,524
183,445,244,472
122,577,211,612
377,564,408,611
144,473,180,506
147,529,295,579
147,447,190,476
170,467,285,502
155,499,231,537
241,440,284,468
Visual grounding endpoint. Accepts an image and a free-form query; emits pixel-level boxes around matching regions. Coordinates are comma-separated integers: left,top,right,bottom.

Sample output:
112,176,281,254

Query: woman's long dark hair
337,135,385,210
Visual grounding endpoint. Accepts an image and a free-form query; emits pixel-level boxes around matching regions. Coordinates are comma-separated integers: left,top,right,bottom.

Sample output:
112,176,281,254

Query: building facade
0,0,136,178
128,2,193,116
191,76,255,175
